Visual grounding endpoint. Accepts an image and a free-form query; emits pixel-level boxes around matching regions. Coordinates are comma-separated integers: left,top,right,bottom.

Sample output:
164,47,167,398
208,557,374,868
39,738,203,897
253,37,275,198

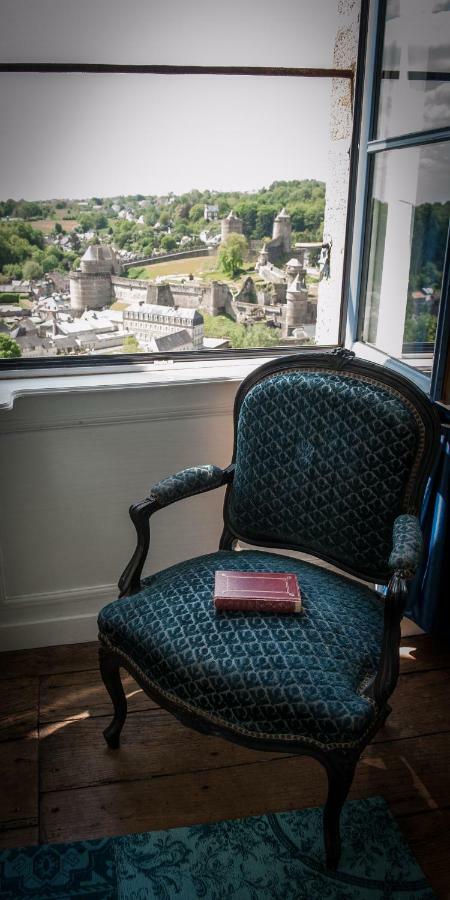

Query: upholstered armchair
98,349,440,869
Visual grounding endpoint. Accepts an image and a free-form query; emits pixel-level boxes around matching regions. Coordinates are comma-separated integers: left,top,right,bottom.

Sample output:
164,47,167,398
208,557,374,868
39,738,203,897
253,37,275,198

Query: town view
0,181,329,359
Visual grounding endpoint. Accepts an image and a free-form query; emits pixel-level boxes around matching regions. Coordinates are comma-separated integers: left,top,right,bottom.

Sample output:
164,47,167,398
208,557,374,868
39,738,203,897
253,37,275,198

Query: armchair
98,349,440,869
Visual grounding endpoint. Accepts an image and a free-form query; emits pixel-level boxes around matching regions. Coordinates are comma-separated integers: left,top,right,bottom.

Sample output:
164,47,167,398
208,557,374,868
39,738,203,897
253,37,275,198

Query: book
214,570,302,614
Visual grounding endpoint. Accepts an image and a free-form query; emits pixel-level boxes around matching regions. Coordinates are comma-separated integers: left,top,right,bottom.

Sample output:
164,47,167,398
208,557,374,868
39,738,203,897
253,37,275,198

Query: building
70,245,122,312
204,204,219,221
220,210,243,243
123,303,204,350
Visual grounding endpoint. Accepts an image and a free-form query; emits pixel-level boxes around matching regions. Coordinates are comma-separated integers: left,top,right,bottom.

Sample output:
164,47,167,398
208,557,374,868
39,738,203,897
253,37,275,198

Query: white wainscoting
0,374,422,650
0,379,236,649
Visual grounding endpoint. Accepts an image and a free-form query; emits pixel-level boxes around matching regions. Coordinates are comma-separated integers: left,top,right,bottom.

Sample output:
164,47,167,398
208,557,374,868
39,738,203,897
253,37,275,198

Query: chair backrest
223,351,440,583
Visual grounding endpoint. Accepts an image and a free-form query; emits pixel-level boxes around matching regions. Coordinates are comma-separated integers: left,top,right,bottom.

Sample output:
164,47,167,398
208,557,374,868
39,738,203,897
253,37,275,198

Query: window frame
345,0,450,401
0,48,364,374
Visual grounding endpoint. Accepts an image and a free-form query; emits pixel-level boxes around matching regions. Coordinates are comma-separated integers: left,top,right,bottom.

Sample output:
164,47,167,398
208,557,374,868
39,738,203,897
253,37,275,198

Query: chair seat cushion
98,550,385,750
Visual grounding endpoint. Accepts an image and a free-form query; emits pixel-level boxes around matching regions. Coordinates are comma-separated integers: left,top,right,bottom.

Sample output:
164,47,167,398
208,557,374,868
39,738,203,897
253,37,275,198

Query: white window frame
345,0,450,398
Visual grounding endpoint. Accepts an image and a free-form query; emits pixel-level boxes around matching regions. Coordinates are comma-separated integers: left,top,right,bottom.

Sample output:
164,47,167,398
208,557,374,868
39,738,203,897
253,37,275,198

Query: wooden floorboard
0,738,38,832
0,677,39,741
0,634,449,897
39,668,156,723
0,642,100,679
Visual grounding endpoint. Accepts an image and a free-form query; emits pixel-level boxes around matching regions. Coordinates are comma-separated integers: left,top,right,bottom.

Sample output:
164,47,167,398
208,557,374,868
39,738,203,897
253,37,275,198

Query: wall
0,380,236,650
315,0,360,344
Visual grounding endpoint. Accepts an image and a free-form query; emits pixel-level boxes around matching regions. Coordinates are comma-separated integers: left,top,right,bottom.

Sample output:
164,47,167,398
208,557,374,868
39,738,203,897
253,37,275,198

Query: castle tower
285,272,308,335
272,208,292,254
256,243,269,269
285,257,303,284
70,244,121,312
221,210,243,243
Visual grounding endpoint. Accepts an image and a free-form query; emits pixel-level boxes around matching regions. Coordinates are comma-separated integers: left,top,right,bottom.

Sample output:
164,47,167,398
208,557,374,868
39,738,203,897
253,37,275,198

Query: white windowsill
349,340,431,394
0,342,432,412
0,354,277,411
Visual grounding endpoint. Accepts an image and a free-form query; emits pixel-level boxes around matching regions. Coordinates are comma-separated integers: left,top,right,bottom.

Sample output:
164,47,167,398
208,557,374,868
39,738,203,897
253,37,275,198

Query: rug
0,797,434,899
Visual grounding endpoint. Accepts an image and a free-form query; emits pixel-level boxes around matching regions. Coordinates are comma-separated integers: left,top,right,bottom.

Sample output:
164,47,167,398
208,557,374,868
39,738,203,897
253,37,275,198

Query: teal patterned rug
0,797,434,899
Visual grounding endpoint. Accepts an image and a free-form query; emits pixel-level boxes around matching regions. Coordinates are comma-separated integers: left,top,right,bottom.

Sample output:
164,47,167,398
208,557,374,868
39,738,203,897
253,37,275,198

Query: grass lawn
127,255,218,281
32,218,80,234
110,301,129,311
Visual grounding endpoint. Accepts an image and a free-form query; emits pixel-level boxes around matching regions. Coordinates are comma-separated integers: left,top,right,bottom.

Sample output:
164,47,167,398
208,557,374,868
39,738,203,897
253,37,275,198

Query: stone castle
70,245,231,317
69,205,317,342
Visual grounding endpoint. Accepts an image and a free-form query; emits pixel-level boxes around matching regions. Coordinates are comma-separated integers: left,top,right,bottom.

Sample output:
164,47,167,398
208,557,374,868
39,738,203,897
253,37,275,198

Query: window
0,0,363,368
354,0,450,393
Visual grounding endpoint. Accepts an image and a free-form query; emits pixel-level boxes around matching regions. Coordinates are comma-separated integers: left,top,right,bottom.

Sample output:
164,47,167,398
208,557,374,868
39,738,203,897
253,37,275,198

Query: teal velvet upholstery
228,371,421,579
389,514,423,574
151,465,224,507
98,550,385,750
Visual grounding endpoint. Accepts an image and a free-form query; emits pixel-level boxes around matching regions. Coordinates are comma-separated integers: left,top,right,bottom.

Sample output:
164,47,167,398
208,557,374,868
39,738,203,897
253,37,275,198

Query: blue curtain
405,406,450,635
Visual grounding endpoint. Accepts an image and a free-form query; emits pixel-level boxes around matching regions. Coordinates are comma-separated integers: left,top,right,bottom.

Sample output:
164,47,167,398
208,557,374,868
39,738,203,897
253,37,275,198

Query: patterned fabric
389,514,423,574
98,549,385,749
151,465,224,507
228,371,421,580
0,798,434,899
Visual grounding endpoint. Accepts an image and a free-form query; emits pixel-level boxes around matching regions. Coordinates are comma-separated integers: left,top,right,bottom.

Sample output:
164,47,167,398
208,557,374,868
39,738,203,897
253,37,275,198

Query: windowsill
0,341,432,411
349,340,431,395
0,354,279,411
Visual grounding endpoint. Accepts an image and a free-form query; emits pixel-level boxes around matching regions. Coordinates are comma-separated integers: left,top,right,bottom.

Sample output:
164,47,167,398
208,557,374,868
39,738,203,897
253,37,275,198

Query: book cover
214,570,302,613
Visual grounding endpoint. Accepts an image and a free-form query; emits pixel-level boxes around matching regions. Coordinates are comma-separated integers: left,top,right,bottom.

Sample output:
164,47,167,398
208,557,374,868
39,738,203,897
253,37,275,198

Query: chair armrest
369,515,422,707
388,514,423,577
118,464,234,597
150,465,228,508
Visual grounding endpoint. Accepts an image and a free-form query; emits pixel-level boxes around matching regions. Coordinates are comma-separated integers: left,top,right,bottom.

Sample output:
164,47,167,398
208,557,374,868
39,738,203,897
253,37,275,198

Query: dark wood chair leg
323,751,358,870
99,645,127,749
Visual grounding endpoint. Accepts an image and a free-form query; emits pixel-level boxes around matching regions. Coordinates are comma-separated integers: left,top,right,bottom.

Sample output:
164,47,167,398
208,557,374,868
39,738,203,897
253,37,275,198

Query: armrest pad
150,465,226,507
388,514,423,575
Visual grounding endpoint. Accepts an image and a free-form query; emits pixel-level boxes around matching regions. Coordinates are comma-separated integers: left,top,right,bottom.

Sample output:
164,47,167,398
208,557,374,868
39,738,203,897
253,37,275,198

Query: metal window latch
319,238,332,280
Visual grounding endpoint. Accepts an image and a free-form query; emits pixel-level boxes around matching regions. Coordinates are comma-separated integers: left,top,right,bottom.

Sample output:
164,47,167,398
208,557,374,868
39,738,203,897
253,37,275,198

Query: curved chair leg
323,751,358,870
99,645,127,749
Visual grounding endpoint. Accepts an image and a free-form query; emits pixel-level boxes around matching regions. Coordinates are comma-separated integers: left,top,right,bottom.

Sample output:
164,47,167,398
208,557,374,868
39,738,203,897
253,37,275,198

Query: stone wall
123,247,216,271
111,277,148,305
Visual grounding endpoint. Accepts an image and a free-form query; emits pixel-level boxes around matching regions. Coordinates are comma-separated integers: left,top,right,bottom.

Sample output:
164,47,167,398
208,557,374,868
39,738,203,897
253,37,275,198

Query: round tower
221,210,243,243
272,208,292,254
285,272,308,334
70,244,120,312
285,257,303,284
256,243,269,270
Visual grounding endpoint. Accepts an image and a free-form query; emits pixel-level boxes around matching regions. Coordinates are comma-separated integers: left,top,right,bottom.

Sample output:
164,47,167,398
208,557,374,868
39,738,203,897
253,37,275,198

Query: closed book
214,570,302,613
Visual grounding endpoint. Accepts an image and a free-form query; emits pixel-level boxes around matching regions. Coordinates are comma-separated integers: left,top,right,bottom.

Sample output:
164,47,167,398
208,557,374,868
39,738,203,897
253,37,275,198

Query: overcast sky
0,74,336,200
0,0,343,201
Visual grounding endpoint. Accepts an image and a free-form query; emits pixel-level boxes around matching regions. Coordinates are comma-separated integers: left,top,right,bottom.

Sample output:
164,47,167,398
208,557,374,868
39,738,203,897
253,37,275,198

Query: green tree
23,259,43,280
160,235,177,252
123,334,140,353
0,334,21,358
218,234,248,279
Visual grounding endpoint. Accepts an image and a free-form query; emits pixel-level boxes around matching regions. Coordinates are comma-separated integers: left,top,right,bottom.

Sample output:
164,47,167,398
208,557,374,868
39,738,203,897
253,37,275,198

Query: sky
0,74,335,200
0,0,343,201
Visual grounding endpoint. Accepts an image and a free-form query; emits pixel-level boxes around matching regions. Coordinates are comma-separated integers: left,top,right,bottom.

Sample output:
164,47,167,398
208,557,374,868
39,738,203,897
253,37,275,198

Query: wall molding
0,400,232,435
0,582,117,651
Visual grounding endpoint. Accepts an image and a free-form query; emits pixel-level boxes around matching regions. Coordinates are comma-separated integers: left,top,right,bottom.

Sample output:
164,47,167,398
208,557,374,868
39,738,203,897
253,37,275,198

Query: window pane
376,0,450,139
0,72,354,361
360,141,450,375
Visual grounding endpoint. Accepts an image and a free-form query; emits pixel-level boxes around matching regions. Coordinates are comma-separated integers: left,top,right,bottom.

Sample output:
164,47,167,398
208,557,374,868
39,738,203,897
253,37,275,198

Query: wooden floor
1,634,450,897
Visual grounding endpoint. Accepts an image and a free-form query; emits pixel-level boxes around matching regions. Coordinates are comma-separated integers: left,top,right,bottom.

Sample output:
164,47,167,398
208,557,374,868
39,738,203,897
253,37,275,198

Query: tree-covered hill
0,181,326,278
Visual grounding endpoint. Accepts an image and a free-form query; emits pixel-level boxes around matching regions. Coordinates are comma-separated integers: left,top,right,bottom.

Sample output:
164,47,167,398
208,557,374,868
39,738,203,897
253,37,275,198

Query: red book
214,570,302,613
